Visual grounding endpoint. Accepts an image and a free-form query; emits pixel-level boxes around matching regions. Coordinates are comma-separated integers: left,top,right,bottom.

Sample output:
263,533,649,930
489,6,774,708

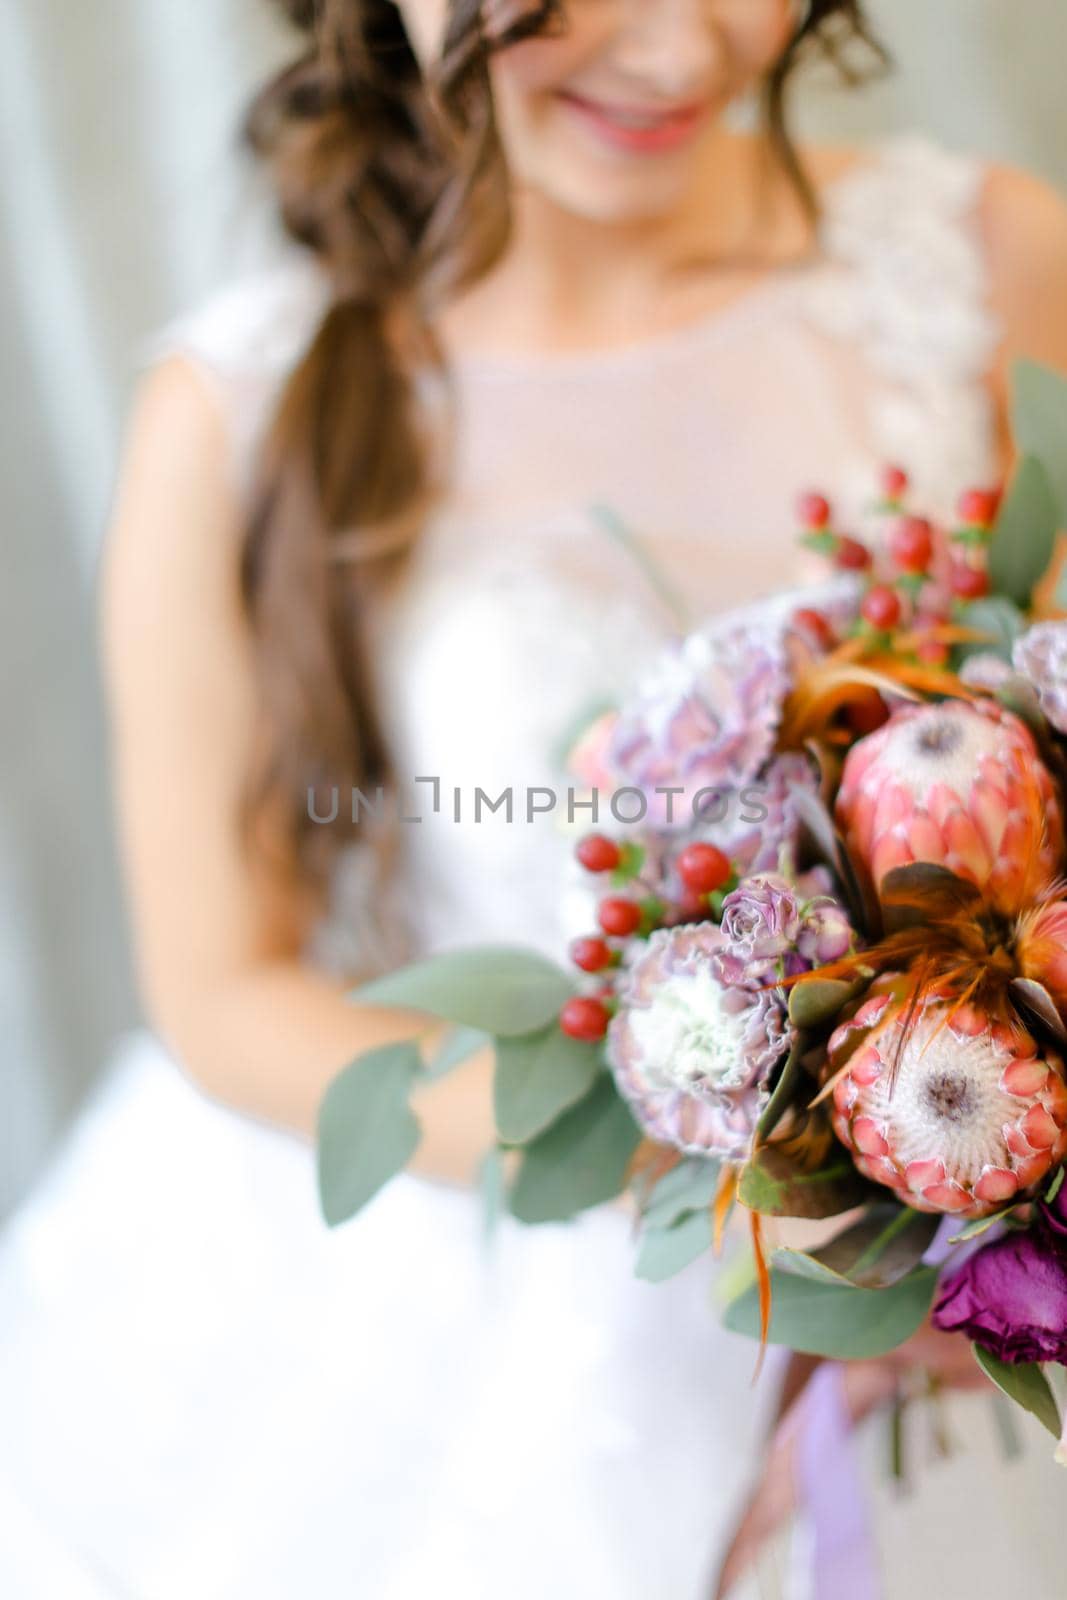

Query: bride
4,1,1067,1595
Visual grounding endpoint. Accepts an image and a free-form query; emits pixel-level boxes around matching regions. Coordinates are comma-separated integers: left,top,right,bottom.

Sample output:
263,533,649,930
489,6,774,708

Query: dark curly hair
241,0,886,897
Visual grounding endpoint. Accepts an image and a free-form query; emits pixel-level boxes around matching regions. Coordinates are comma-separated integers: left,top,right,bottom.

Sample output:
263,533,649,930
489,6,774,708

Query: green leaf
1012,358,1067,521
788,980,864,1032
478,1146,507,1244
636,1209,713,1283
987,454,1060,608
953,595,1027,665
775,1203,940,1289
948,1206,1020,1244
738,1144,873,1220
723,1266,938,1359
756,1033,810,1143
493,1026,602,1145
427,1024,490,1078
509,1076,641,1224
317,1042,422,1227
352,946,574,1037
641,1157,722,1229
972,1346,1062,1438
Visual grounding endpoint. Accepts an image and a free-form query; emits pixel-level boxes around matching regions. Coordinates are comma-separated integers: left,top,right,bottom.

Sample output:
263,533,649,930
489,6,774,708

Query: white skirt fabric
0,1032,1063,1600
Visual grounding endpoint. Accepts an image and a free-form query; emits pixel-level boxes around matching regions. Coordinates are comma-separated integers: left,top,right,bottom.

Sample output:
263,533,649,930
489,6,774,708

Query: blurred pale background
3,0,1067,1218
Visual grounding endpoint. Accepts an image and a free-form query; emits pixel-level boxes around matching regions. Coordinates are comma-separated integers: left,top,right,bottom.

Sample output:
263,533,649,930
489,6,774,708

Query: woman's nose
608,0,726,99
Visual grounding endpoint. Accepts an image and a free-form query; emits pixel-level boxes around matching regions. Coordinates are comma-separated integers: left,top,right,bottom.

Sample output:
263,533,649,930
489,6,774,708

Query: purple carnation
931,1227,1067,1364
698,753,823,878
607,620,791,830
607,923,793,1161
1013,622,1067,734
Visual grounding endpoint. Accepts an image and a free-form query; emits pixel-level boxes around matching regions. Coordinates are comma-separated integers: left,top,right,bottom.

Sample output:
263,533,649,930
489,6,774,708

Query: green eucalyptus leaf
317,1042,422,1227
948,1207,1019,1245
788,980,863,1032
352,946,574,1037
509,1076,641,1224
641,1158,722,1229
723,1266,938,1359
1012,359,1067,520
427,1025,490,1078
953,596,1027,665
775,1203,939,1289
972,1346,1062,1438
479,1146,507,1244
987,455,1059,608
739,1143,872,1220
493,1026,602,1145
756,1033,811,1143
636,1209,713,1283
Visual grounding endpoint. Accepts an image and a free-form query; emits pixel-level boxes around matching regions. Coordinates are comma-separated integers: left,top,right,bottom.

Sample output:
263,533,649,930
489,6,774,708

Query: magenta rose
931,1225,1067,1364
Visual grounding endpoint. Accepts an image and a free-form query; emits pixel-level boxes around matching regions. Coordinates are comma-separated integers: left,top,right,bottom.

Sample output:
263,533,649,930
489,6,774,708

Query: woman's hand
712,1323,989,1598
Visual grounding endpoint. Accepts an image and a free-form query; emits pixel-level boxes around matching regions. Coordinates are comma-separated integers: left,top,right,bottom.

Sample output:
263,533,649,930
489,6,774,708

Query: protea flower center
829,991,1067,1217
835,698,1065,914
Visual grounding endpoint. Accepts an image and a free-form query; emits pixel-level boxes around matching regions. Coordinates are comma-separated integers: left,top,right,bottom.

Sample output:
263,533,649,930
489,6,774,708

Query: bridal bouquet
318,361,1067,1455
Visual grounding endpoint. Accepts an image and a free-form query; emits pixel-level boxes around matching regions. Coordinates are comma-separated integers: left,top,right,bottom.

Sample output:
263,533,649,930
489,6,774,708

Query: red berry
949,560,990,600
860,584,903,630
576,833,621,874
888,516,934,575
793,607,836,650
676,843,731,895
559,997,610,1042
957,486,1001,527
598,897,643,938
798,491,832,530
916,637,950,668
570,936,612,974
881,464,909,501
835,536,872,572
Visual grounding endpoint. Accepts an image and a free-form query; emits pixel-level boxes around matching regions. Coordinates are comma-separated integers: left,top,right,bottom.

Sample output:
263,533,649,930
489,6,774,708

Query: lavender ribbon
787,1362,882,1600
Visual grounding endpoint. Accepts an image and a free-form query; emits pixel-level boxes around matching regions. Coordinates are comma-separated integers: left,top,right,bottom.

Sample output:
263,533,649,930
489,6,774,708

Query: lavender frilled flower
931,1226,1067,1365
1013,621,1067,734
719,875,803,980
606,923,793,1160
698,752,823,877
796,896,854,965
959,652,1015,694
607,620,791,830
718,872,856,985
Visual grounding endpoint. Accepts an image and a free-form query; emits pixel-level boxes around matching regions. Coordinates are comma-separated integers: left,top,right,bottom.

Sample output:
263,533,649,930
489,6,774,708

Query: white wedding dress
1,137,1064,1600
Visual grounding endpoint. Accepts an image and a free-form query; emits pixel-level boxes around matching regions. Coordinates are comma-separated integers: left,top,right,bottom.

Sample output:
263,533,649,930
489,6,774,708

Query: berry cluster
559,834,733,1040
797,466,1003,670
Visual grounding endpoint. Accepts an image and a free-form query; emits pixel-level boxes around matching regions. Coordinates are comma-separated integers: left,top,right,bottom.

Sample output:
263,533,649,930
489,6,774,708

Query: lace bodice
152,134,1002,978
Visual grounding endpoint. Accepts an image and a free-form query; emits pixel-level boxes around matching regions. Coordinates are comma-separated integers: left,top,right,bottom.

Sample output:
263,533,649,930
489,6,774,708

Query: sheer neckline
447,138,902,382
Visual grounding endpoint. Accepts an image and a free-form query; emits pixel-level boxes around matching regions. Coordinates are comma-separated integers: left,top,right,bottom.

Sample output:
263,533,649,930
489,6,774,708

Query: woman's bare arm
981,161,1067,452
99,356,494,1180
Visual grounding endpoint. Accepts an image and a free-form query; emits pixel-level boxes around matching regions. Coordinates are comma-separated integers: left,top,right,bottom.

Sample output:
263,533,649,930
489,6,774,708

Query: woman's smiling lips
556,89,710,155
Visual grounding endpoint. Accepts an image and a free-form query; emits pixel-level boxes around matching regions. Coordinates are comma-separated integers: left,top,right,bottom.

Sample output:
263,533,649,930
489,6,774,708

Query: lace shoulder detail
804,134,1002,513
140,251,334,492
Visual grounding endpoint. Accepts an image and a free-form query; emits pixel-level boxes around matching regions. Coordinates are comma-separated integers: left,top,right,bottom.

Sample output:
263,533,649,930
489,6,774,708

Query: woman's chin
523,164,696,227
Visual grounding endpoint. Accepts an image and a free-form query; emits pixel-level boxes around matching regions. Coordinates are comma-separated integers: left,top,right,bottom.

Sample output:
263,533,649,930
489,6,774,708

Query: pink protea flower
1017,899,1067,1019
828,988,1067,1218
1014,621,1067,734
607,620,791,830
834,698,1065,914
607,923,792,1160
